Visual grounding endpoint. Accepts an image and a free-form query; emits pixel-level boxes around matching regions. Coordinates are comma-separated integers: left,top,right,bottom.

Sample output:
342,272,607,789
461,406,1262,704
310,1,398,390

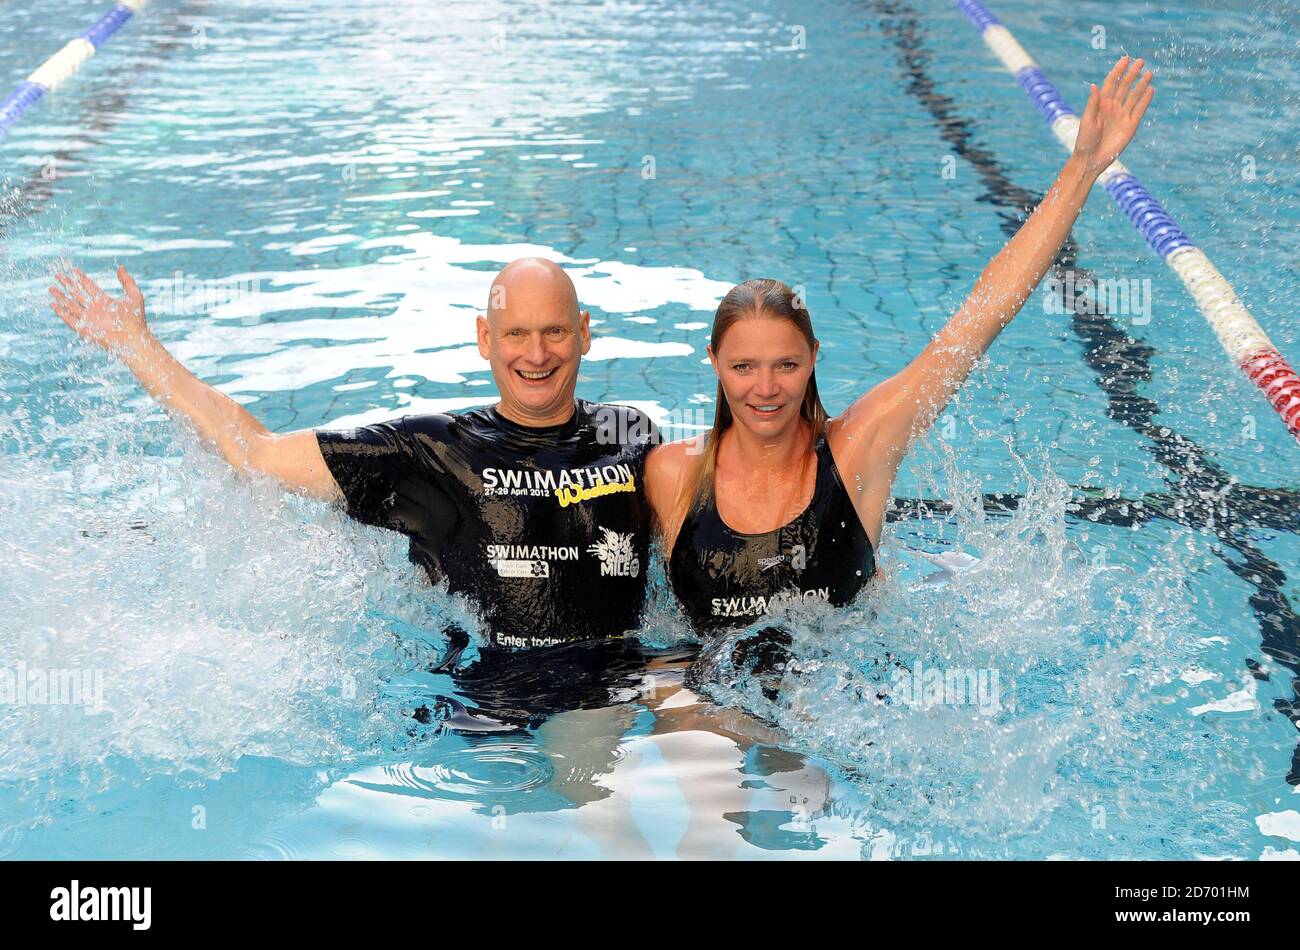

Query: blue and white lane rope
0,1,150,138
956,0,1300,445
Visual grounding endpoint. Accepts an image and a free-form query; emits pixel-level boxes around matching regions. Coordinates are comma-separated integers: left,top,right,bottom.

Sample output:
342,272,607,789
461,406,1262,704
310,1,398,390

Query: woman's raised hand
1072,55,1155,177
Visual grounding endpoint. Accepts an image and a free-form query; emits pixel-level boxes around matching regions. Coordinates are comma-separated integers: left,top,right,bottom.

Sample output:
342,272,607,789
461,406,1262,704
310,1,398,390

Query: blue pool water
1,0,1298,859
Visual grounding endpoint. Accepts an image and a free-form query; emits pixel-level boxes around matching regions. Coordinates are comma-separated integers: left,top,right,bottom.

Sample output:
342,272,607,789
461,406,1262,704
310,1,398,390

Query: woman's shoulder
646,439,702,513
644,436,705,536
646,435,705,481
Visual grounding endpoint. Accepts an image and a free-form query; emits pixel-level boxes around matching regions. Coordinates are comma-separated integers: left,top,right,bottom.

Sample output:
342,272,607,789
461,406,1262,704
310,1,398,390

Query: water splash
685,436,1258,855
0,347,486,830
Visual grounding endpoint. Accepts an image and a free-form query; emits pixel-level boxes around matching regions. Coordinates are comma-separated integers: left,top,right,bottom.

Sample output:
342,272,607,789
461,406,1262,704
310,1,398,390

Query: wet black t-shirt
316,400,658,648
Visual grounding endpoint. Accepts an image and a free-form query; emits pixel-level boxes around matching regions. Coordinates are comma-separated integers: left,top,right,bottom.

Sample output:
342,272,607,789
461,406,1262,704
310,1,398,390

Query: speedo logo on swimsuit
485,544,579,579
480,464,636,508
711,587,830,618
587,527,640,578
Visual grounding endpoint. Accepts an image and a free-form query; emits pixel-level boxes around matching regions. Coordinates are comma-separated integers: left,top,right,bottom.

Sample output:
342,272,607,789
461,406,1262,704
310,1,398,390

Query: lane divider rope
956,0,1300,445
0,1,150,138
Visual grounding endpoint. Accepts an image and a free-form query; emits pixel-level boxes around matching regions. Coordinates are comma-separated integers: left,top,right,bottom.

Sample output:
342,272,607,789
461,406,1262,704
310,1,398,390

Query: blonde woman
646,57,1155,637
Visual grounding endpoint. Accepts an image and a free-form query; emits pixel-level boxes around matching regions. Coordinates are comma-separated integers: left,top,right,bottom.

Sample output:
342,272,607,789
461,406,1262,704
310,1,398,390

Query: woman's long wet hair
679,278,829,514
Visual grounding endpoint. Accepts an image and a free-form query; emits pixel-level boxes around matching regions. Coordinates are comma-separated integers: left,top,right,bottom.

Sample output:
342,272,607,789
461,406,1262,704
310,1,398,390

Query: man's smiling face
476,258,591,427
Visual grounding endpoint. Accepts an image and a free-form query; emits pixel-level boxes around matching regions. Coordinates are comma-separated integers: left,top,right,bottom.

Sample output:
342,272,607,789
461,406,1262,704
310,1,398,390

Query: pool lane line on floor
889,482,1300,535
955,0,1300,447
874,0,1300,785
0,1,150,139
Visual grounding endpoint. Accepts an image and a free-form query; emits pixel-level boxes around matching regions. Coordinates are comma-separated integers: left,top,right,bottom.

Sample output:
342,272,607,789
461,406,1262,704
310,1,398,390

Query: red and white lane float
957,0,1300,444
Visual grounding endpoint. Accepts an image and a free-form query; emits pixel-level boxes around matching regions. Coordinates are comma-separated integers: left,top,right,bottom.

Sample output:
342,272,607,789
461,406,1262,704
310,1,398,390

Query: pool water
1,0,1298,859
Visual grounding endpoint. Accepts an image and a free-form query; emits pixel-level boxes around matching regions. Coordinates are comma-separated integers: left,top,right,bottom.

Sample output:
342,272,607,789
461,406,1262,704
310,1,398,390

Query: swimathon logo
485,543,579,579
587,527,640,577
480,464,636,508
711,587,830,618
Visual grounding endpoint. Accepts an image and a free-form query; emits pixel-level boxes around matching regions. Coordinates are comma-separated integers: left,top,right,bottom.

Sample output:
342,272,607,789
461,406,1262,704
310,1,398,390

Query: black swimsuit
668,432,876,636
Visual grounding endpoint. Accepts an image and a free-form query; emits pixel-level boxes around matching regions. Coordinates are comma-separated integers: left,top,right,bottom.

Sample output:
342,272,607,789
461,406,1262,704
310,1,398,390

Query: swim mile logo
587,527,640,577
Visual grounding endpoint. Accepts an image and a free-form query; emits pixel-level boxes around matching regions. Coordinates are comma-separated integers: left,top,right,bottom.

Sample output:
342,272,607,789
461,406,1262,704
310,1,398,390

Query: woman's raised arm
833,55,1155,486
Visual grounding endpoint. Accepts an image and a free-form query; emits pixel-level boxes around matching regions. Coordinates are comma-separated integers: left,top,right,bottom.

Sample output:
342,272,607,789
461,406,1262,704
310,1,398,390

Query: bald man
49,258,660,666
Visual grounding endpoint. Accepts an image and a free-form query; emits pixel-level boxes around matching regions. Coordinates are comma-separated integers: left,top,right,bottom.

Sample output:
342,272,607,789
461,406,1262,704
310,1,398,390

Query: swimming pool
2,0,1297,859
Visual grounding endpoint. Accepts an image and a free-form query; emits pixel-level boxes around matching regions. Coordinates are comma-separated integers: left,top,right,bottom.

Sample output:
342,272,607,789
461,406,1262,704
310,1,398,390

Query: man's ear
578,308,592,355
476,315,491,361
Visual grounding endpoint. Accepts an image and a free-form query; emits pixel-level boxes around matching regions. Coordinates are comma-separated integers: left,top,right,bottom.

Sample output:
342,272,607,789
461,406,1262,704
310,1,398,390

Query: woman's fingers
1119,57,1144,96
1101,55,1129,99
1131,84,1155,123
1078,83,1100,131
1101,56,1146,107
1124,70,1153,114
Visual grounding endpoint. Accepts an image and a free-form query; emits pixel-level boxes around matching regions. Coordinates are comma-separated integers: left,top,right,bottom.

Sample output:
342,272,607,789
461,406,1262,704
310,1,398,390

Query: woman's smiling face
709,313,818,439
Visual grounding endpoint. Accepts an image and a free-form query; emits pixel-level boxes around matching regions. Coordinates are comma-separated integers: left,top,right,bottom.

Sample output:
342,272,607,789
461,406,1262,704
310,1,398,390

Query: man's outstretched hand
1073,55,1155,177
50,265,150,357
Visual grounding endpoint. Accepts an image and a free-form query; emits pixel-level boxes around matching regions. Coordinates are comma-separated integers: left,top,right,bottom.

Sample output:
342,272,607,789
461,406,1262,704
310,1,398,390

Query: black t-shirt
316,400,658,649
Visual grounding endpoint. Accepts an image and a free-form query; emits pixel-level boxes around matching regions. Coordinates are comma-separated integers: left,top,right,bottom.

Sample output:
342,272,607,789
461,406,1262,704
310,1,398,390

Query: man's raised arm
50,264,341,501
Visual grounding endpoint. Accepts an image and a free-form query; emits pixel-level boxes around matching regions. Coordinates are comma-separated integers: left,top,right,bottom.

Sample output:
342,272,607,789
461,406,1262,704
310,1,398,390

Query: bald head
487,257,580,327
477,257,591,427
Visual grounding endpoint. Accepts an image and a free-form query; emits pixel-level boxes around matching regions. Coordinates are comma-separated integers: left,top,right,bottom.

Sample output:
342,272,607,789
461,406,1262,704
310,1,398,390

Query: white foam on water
682,432,1282,852
1255,810,1300,842
1190,679,1259,716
